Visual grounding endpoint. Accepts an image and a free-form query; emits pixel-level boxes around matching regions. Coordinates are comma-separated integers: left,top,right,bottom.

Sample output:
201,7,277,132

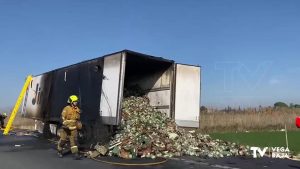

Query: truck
21,50,201,143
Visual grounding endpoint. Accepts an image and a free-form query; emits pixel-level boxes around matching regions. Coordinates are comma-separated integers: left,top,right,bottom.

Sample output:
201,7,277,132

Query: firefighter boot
57,150,63,158
73,153,82,160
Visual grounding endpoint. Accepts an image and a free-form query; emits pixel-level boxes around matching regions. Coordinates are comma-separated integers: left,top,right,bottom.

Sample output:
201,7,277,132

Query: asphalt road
1,133,300,169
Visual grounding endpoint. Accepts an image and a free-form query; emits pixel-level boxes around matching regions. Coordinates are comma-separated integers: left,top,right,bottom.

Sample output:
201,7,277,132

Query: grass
210,131,300,155
200,107,300,133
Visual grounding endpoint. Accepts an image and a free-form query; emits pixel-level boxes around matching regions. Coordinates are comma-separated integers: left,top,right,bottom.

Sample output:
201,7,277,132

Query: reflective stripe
64,120,76,123
69,126,76,130
71,146,78,153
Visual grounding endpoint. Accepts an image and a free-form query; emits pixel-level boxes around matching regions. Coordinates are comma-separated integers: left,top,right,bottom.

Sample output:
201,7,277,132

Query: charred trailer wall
21,58,106,140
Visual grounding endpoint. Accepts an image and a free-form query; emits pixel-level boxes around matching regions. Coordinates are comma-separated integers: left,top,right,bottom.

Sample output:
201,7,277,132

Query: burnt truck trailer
21,50,201,142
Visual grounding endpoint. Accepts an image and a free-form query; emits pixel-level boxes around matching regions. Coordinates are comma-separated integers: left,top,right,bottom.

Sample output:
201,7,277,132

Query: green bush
274,102,288,108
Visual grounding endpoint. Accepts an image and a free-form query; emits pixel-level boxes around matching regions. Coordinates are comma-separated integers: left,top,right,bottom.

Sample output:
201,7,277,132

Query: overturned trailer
21,50,201,141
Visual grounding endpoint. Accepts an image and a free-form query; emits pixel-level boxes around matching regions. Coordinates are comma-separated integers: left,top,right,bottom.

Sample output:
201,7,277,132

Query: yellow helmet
68,95,79,103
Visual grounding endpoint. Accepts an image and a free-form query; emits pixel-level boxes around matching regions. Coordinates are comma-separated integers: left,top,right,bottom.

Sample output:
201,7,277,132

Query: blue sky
0,0,299,109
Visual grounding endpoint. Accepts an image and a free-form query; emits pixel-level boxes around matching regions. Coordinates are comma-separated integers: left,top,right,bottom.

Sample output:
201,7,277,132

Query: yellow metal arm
3,75,33,135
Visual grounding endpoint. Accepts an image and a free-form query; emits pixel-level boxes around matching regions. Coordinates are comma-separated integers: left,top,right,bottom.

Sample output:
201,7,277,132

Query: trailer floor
1,132,300,169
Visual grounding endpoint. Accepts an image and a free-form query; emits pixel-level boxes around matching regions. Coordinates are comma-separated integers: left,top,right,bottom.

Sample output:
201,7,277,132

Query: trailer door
174,64,201,128
99,53,125,125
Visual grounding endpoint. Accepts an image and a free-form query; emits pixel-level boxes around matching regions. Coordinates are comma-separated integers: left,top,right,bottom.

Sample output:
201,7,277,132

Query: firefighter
57,95,82,160
0,112,7,129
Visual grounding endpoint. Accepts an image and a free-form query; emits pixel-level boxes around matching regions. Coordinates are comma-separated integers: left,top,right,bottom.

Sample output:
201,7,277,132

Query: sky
0,0,300,109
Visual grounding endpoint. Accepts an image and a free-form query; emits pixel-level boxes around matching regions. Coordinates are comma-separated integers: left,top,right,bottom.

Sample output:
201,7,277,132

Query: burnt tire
42,121,53,138
77,120,116,146
92,120,114,145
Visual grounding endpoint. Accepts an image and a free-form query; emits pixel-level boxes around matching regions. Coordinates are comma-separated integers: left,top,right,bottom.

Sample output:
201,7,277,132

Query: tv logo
250,147,290,158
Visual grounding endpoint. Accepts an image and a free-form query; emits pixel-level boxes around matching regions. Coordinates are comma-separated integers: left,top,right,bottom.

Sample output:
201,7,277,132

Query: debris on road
9,130,40,137
95,144,108,156
89,92,250,159
87,150,101,158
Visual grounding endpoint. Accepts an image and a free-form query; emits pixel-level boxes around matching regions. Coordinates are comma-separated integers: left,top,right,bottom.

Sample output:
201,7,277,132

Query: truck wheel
42,121,52,138
92,120,115,145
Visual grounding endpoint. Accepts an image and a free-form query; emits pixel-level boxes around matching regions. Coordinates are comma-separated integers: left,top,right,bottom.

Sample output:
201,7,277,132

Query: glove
76,121,83,130
63,120,76,126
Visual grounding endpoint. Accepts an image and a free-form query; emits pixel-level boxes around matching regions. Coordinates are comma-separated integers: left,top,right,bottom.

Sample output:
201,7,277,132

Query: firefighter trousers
57,127,78,154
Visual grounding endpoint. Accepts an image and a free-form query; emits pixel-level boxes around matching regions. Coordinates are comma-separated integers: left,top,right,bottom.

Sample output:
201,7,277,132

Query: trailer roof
34,49,175,76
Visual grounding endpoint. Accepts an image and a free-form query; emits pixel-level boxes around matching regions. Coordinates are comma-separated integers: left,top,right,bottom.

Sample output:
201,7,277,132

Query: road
1,133,300,169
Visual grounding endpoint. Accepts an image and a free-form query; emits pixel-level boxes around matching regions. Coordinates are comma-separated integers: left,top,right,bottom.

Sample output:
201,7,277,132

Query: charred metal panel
22,74,52,120
77,60,104,122
48,65,80,122
22,59,104,124
48,59,104,123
